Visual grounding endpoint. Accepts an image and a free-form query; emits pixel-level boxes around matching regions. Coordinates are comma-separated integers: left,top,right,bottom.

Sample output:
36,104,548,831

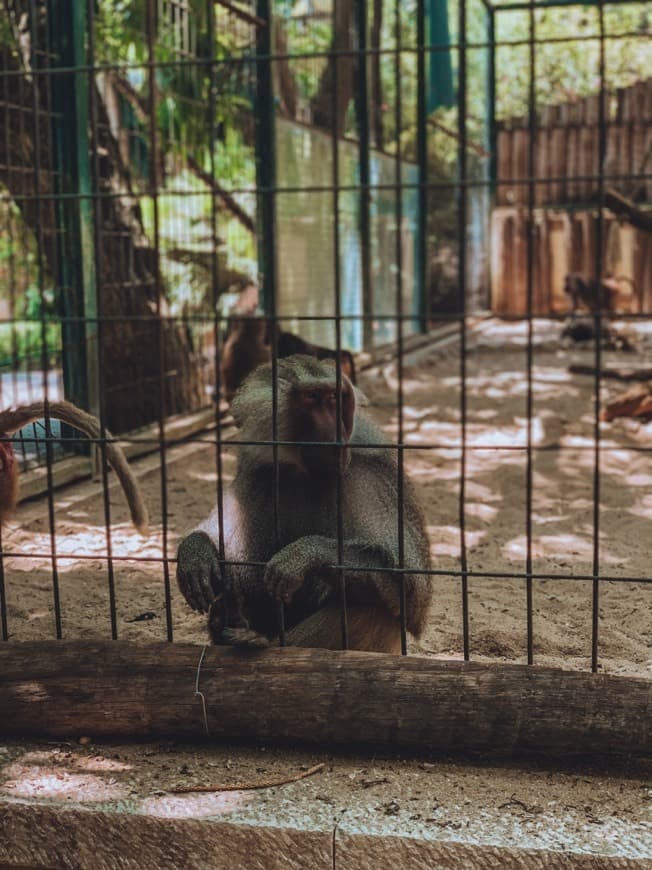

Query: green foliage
94,0,255,167
495,4,651,118
0,322,61,371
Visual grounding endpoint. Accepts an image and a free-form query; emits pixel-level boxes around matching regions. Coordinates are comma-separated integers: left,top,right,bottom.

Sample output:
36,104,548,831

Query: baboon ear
230,375,259,428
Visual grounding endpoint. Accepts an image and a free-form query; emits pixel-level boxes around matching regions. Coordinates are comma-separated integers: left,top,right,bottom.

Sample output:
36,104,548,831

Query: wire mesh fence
0,0,650,676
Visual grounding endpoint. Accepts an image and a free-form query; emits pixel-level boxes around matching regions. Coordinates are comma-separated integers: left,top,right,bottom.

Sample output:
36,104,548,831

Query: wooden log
601,383,652,422
0,641,650,760
569,364,652,382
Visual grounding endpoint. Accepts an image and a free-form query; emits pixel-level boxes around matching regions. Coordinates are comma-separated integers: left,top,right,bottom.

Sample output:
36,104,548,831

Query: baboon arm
177,530,222,612
177,496,243,612
264,534,401,618
195,494,242,554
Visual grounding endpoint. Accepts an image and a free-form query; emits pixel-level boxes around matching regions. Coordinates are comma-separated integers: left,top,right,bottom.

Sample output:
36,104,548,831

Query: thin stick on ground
169,762,326,794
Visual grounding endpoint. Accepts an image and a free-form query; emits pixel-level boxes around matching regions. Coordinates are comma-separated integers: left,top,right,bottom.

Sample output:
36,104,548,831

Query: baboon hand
263,537,328,604
177,531,222,612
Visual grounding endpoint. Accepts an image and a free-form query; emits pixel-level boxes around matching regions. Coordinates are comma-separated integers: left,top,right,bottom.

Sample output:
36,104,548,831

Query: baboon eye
305,390,319,403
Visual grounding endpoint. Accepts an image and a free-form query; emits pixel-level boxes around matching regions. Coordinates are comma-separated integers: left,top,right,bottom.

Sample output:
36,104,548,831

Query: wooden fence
496,77,652,207
491,78,652,315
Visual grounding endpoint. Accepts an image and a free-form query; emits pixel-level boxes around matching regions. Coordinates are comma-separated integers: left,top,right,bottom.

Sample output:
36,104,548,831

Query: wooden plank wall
496,77,652,207
491,77,651,315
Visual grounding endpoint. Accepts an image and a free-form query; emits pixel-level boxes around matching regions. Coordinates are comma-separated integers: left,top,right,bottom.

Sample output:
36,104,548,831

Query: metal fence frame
0,0,649,680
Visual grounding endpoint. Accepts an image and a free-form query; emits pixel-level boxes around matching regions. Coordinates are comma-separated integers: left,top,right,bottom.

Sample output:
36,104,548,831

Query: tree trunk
370,0,384,148
310,0,356,137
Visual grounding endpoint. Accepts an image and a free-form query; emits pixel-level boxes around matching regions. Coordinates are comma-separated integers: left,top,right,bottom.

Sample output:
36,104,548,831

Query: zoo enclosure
0,0,649,686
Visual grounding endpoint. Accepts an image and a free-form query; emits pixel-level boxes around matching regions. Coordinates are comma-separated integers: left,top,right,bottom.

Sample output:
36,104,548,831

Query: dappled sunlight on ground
0,743,257,818
2,322,650,674
502,533,622,565
365,320,651,675
2,758,129,802
141,790,253,819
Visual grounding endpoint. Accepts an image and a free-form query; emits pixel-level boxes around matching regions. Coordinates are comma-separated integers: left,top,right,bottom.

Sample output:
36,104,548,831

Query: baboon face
288,375,355,476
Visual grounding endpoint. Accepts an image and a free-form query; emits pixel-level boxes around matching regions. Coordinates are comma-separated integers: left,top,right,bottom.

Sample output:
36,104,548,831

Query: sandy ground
2,320,651,677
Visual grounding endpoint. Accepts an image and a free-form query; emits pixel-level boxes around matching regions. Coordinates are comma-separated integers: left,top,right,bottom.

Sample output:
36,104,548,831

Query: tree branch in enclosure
603,188,652,233
217,0,265,29
427,118,492,158
108,73,255,233
186,156,256,235
272,19,298,120
107,70,149,124
0,641,649,762
601,383,652,423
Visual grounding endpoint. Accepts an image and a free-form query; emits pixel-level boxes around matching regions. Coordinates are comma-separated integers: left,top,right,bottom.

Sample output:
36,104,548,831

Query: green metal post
416,0,428,331
354,0,373,350
49,0,99,426
255,0,278,318
487,7,497,198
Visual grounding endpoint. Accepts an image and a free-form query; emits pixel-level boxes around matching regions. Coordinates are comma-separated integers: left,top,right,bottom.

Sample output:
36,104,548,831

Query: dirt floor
2,320,651,677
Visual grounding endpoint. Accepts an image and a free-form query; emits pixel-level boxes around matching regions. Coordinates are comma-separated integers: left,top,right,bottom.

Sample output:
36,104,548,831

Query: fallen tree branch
569,364,652,382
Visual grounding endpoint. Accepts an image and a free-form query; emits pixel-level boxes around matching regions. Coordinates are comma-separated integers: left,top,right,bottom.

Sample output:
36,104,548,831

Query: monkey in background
273,327,357,384
219,311,356,403
177,355,432,653
220,315,271,402
0,400,148,533
564,272,619,314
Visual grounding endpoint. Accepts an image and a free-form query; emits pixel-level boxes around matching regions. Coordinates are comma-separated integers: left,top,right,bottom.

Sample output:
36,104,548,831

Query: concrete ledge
0,738,649,869
0,801,647,870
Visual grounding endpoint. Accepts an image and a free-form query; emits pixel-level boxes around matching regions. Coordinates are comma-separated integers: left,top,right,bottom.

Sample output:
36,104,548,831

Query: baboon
219,313,356,403
564,272,619,314
177,355,431,653
0,400,148,532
